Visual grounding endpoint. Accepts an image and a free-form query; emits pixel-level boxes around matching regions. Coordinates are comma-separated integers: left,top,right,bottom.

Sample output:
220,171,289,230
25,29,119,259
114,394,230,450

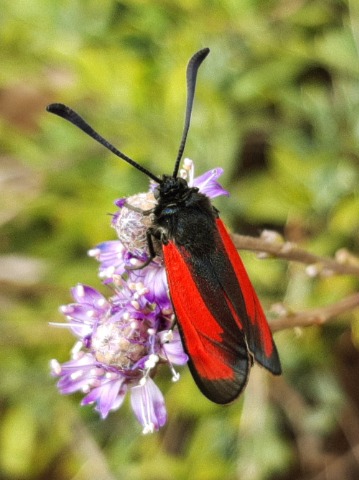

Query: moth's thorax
152,175,216,244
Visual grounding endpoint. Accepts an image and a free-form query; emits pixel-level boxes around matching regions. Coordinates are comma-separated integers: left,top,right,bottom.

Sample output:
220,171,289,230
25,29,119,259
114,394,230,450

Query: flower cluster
51,159,228,433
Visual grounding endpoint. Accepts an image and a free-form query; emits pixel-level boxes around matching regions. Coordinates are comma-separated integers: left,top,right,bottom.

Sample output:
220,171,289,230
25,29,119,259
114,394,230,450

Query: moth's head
154,175,188,200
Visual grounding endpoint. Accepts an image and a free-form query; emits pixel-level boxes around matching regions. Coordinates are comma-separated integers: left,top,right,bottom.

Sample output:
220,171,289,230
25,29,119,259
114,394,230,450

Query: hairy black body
151,176,218,255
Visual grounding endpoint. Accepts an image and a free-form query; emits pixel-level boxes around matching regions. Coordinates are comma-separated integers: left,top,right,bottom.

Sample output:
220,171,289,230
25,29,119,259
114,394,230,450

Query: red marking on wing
215,218,275,359
163,241,234,381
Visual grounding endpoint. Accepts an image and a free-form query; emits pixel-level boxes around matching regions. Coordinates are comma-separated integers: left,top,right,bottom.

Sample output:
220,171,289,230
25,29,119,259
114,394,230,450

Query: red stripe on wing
163,240,249,403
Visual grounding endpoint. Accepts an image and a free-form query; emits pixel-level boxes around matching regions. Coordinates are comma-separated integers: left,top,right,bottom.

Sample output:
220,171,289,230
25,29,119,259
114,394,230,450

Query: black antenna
46,103,161,184
172,47,210,178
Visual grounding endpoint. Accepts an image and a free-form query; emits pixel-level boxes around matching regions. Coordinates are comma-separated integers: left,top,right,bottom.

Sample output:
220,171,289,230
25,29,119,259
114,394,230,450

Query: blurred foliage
1,0,359,479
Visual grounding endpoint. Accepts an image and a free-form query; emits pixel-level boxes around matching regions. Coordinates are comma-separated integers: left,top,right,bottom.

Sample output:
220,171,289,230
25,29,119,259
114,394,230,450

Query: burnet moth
47,48,281,404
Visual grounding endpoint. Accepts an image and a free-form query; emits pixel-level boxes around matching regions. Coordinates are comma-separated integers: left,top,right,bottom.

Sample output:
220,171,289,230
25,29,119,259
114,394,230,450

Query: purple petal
53,354,98,394
130,378,167,433
71,284,107,306
193,168,229,199
88,241,127,277
114,197,127,208
82,377,126,419
60,285,110,338
60,318,93,338
129,263,170,307
149,180,159,192
162,331,188,365
61,304,98,323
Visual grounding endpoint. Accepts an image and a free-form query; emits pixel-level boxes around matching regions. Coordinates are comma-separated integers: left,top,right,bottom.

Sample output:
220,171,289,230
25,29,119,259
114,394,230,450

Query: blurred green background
2,1,359,479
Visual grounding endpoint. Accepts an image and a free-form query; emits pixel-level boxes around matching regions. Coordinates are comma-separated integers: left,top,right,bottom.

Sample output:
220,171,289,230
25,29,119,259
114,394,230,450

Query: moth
47,48,281,404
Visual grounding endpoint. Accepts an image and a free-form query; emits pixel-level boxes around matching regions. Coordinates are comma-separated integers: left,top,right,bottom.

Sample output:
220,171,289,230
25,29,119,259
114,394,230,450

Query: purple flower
51,160,227,433
51,281,186,431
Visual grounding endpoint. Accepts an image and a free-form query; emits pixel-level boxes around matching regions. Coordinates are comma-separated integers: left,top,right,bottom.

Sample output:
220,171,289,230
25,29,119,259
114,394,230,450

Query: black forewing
163,240,251,404
175,218,281,375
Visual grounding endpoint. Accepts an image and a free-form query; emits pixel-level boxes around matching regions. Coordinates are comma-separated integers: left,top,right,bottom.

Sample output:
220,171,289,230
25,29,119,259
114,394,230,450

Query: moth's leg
126,230,158,270
124,202,154,216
